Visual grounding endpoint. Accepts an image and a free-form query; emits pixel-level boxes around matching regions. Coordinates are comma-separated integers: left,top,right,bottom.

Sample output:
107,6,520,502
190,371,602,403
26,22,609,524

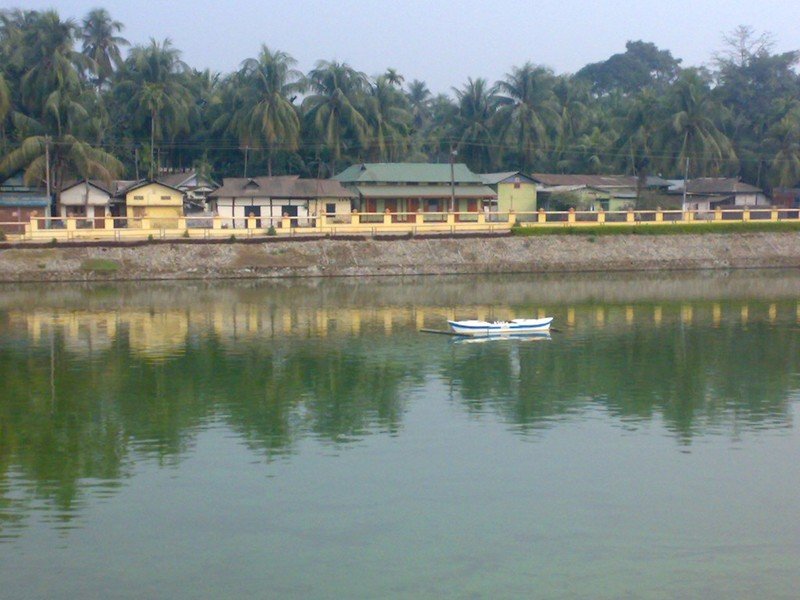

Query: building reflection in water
0,272,798,535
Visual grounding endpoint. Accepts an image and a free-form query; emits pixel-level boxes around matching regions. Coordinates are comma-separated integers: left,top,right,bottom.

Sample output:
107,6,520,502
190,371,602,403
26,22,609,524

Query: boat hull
447,317,553,336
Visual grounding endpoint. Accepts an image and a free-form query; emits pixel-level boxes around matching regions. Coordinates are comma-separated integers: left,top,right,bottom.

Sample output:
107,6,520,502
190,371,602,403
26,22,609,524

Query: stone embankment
0,233,799,282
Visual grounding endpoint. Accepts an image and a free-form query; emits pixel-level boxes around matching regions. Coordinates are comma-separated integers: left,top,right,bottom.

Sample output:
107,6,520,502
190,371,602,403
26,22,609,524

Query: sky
7,0,800,93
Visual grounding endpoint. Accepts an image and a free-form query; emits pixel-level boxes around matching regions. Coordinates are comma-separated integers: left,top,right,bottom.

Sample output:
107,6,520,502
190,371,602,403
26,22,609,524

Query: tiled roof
210,177,356,199
334,163,483,184
157,171,219,189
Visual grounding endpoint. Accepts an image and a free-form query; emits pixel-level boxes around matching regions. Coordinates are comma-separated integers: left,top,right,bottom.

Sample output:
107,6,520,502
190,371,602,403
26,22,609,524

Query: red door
406,199,419,222
95,206,106,229
384,199,398,222
366,198,377,213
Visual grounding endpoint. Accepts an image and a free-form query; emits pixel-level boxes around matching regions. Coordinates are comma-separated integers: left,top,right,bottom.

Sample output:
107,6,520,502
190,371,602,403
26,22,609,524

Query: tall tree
765,104,800,187
81,8,128,89
495,63,560,171
452,77,498,172
364,75,411,161
116,39,194,178
660,70,736,177
230,46,304,175
303,60,370,175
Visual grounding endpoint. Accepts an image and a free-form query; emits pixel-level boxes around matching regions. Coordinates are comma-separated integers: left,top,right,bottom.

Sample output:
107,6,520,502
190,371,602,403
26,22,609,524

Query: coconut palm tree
613,91,661,188
15,11,88,115
452,78,499,172
0,100,123,191
81,8,128,89
116,39,194,177
384,68,404,88
495,63,561,171
659,69,736,177
230,46,304,175
303,60,370,175
364,75,411,161
765,105,800,187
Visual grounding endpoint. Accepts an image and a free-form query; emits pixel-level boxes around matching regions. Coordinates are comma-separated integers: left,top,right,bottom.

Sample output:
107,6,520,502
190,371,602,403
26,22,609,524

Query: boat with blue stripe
447,317,554,336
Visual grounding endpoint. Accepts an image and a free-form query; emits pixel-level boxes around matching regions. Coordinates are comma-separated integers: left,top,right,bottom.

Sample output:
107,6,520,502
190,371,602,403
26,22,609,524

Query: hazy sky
8,0,800,93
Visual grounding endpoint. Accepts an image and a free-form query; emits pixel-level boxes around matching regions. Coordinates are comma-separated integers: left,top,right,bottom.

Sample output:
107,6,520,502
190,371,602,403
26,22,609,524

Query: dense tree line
1,8,800,193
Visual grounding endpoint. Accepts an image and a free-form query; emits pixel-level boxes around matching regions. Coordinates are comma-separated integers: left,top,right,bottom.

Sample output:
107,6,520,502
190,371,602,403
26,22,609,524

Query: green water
1,271,799,599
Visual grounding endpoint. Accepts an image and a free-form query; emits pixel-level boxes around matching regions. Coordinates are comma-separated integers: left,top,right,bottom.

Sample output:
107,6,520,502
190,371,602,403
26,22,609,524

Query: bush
228,234,236,243
182,229,190,238
49,237,58,246
0,230,6,241
266,226,277,236
147,234,154,241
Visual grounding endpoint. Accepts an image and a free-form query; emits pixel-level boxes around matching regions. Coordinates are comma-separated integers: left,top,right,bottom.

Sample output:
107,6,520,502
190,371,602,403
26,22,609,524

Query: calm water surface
1,271,799,599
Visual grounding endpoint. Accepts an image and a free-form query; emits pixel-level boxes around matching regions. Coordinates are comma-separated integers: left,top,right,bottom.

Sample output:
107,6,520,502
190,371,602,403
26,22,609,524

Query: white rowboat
447,317,554,336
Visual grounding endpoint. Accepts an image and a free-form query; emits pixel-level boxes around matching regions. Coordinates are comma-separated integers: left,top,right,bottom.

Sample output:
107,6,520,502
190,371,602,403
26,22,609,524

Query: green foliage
511,221,800,236
182,229,190,238
147,234,154,241
0,15,799,188
266,225,277,236
0,230,5,241
80,258,120,272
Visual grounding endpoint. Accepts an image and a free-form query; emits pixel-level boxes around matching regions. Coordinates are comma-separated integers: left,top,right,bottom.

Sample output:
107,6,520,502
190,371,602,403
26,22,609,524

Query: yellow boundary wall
2,207,798,243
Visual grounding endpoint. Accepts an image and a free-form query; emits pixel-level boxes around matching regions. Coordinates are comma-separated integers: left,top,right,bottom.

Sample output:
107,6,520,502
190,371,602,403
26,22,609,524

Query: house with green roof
333,163,496,220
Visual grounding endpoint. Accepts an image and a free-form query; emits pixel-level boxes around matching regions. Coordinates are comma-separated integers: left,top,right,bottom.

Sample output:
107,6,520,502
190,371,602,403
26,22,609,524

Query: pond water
1,271,799,599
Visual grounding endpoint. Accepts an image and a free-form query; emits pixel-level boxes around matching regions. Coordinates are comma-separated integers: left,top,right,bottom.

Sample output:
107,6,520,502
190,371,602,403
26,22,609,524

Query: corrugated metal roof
210,177,355,199
335,163,483,184
531,173,638,187
0,194,50,207
681,178,763,195
355,184,496,198
479,171,535,185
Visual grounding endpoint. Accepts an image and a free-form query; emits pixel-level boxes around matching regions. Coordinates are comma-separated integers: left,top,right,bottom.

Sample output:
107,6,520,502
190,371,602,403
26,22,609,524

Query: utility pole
134,147,140,181
44,135,51,200
243,146,249,178
449,145,457,213
682,156,689,213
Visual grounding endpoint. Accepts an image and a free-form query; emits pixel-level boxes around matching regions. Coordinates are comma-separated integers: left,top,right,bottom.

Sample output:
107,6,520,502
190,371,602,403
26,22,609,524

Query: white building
208,176,356,228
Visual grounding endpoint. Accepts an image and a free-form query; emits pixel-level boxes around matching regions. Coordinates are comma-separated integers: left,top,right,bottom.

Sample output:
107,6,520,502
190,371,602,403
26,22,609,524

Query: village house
208,176,356,228
479,171,537,217
668,178,768,211
157,170,219,214
124,180,184,228
333,163,496,220
530,173,640,211
0,172,51,235
59,179,135,227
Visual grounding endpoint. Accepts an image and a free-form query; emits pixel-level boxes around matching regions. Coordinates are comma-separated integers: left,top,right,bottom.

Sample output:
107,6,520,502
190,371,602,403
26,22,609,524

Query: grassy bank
511,221,800,236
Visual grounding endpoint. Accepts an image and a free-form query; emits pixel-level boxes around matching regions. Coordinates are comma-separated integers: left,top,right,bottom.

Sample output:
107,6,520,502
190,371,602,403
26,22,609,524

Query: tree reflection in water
0,274,798,534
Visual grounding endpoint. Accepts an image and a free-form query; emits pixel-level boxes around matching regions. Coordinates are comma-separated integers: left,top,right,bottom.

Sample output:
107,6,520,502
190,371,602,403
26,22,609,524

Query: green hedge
511,222,800,236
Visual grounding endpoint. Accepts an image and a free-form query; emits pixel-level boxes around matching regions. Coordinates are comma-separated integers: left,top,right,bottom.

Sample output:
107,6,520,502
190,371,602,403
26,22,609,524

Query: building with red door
333,163,496,221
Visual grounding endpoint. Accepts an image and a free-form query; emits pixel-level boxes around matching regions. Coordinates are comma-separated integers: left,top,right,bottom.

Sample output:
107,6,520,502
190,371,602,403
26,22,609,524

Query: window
134,195,144,200
161,196,171,200
326,203,336,215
